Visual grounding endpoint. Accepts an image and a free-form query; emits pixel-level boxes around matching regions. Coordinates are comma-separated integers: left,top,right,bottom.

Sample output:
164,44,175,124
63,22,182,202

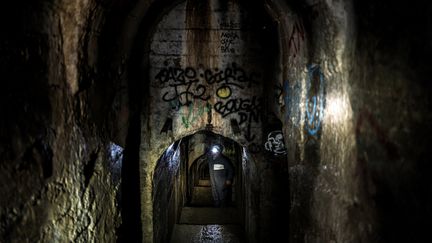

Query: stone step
179,207,241,225
198,179,211,186
190,186,237,206
190,186,214,206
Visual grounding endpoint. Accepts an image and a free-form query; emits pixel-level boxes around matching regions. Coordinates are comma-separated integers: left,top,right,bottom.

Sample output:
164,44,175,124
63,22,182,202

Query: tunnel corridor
151,131,258,242
1,0,432,242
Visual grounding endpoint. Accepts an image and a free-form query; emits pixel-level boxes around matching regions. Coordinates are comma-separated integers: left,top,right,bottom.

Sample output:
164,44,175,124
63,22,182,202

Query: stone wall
152,140,186,243
278,0,432,242
0,1,122,242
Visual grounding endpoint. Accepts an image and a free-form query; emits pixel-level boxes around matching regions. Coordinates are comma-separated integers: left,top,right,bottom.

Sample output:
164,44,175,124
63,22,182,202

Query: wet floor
171,224,245,243
170,206,245,242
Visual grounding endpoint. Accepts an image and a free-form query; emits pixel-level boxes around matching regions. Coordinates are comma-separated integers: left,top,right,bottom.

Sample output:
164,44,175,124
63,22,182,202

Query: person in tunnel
206,143,235,207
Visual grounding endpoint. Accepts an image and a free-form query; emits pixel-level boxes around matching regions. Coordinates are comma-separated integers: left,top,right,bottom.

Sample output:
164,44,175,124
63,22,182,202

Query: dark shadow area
116,110,143,243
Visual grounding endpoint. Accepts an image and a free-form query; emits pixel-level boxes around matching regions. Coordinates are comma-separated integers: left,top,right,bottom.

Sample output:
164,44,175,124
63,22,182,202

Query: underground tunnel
1,0,432,242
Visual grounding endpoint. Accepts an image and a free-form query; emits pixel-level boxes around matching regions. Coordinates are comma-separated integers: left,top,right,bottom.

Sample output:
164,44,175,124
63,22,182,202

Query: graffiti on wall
155,65,210,106
305,64,325,137
155,62,263,145
216,85,232,99
220,31,239,53
181,101,211,129
214,96,262,142
287,20,305,58
264,131,287,155
203,62,260,89
155,62,261,108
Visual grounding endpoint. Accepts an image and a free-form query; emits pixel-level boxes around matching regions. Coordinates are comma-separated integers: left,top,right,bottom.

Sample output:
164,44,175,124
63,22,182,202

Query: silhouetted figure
206,144,234,207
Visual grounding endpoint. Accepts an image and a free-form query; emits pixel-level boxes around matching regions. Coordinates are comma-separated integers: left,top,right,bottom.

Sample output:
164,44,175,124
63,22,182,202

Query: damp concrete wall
152,141,186,243
0,1,123,242
276,0,432,242
349,1,432,242
147,0,277,149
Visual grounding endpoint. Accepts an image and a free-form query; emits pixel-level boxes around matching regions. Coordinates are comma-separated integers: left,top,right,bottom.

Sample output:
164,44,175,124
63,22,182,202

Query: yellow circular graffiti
216,86,232,99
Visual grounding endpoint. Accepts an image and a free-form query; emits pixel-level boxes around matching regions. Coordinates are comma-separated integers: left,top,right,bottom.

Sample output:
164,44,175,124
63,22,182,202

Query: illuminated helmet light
211,145,222,154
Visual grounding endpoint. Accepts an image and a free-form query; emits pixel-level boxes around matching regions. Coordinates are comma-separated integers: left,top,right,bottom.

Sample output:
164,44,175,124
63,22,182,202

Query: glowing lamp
211,146,221,154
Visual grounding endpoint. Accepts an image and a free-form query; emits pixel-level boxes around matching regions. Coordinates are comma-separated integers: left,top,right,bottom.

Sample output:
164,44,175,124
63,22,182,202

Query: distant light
211,146,220,154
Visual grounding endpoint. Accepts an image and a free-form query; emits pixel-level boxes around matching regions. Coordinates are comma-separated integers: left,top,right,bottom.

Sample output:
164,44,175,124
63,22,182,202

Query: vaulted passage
1,0,432,242
152,131,256,242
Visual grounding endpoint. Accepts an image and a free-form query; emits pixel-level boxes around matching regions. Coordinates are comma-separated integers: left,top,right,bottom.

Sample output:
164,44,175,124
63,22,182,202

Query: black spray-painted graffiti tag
155,66,209,106
220,31,239,53
203,62,259,89
214,96,262,142
155,62,263,150
155,62,260,107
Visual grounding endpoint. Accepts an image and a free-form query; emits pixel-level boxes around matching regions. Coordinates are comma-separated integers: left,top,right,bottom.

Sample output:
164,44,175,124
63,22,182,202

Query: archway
186,131,243,207
152,130,252,242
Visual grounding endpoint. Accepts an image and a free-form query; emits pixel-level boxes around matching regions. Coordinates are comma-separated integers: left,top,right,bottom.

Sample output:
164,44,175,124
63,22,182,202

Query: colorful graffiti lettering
305,64,325,136
264,131,287,155
216,85,232,99
155,61,263,145
181,101,211,128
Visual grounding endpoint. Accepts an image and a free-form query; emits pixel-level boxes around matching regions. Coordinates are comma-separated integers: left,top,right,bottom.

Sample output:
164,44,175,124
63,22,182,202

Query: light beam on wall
326,94,350,125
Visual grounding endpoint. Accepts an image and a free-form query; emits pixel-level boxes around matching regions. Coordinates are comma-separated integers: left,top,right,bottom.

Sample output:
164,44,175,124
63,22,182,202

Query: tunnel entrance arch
185,131,243,207
197,160,210,181
152,130,254,243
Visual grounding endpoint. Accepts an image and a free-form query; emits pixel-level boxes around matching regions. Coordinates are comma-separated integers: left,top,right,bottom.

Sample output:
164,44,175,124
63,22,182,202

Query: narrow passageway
152,131,250,242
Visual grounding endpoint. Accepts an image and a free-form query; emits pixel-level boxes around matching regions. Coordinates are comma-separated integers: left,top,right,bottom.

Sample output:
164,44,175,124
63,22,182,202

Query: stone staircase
170,181,245,242
170,207,244,243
